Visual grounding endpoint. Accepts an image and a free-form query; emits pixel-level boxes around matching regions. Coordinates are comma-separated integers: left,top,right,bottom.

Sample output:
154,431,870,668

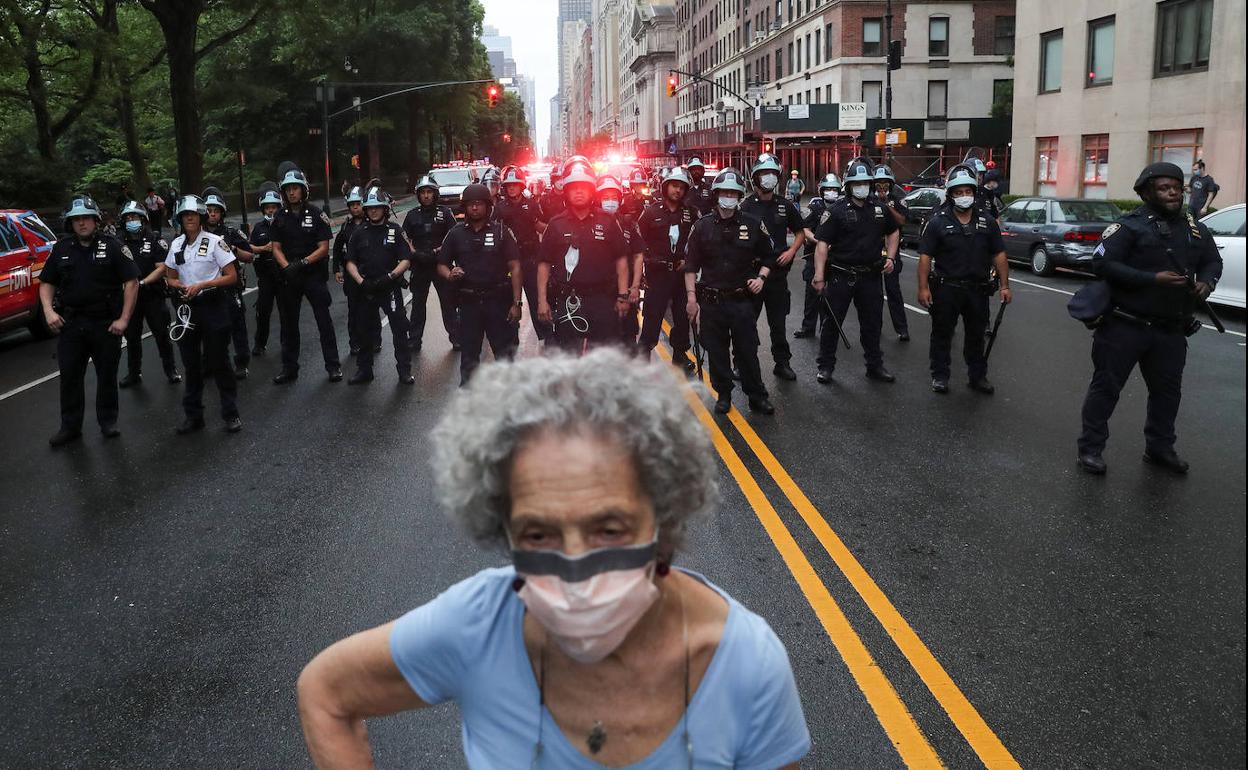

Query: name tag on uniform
94,242,109,260
385,232,396,244
873,207,884,220
776,204,787,219
303,216,313,228
197,237,210,256
484,232,496,247
738,225,750,241
593,224,605,241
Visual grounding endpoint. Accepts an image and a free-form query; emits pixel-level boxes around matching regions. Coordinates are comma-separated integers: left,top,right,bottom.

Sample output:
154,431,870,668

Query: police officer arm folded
298,352,810,769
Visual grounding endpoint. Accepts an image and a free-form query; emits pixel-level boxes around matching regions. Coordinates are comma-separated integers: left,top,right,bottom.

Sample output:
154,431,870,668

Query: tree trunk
407,94,422,185
116,82,151,192
22,39,55,160
164,24,204,194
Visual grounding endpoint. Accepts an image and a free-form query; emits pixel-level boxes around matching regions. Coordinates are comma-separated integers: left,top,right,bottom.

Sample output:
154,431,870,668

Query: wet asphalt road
0,232,1244,769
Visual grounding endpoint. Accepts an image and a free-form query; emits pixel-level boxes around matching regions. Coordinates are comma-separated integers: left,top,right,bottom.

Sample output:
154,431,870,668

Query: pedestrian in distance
39,195,139,447
343,188,415,386
202,186,255,380
795,173,841,340
333,186,368,357
811,160,901,385
916,168,1012,395
741,154,804,381
438,183,523,386
143,187,165,236
785,169,805,204
637,166,699,373
248,184,284,356
1075,162,1223,476
163,195,243,434
873,165,912,342
684,168,777,415
402,175,461,353
270,166,343,384
117,201,181,388
1187,159,1219,217
297,349,811,770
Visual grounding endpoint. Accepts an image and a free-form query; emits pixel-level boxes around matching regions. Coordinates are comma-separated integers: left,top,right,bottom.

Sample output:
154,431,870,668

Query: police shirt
249,218,276,258
1093,205,1223,321
974,190,1001,220
637,201,698,265
801,198,829,258
814,198,899,267
164,230,236,286
741,194,803,268
345,221,412,280
918,204,1005,280
40,234,139,316
683,179,715,215
619,193,649,228
684,211,774,290
439,221,520,289
493,196,542,256
401,204,456,268
123,232,169,278
332,218,365,273
539,191,565,223
538,210,629,290
270,202,333,276
207,222,252,288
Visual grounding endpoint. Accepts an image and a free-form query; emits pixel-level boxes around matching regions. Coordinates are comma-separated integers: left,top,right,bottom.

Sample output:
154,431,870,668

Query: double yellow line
655,322,1021,769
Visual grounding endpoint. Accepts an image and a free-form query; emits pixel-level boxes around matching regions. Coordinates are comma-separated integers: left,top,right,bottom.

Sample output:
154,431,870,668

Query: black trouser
638,264,690,357
799,257,818,334
751,268,792,365
252,264,280,349
700,296,767,402
57,315,122,431
356,286,412,376
227,287,250,368
123,288,176,376
342,277,365,353
408,264,460,349
1078,317,1187,456
883,256,909,335
278,274,340,374
458,287,516,384
520,258,553,341
549,289,620,355
818,271,884,371
176,296,238,421
928,282,989,382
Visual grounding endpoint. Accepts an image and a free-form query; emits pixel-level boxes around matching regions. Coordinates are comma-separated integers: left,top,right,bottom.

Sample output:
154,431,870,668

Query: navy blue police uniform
207,221,254,372
740,193,803,372
438,220,521,383
683,178,715,216
332,216,366,355
121,228,178,381
494,194,551,341
248,217,279,353
538,210,629,354
797,196,829,337
271,202,341,377
401,203,460,351
879,189,911,338
344,220,413,379
637,198,699,360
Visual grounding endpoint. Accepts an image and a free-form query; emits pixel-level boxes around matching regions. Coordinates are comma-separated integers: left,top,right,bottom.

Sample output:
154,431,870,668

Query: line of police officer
41,157,1220,476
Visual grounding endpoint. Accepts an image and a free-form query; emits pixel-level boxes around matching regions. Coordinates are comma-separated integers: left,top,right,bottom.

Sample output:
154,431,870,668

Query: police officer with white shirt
163,195,242,434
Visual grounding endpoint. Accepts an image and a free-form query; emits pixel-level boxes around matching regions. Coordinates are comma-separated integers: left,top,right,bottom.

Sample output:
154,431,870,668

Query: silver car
998,198,1122,276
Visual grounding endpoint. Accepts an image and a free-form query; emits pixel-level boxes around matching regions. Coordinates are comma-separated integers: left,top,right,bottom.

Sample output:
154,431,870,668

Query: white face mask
822,190,839,202
851,184,871,200
512,538,660,664
263,214,274,223
953,195,975,210
600,199,620,214
758,173,779,191
718,195,740,211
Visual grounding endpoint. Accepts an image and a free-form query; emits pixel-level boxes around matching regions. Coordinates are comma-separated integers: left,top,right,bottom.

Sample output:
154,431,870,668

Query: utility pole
236,148,248,228
320,78,332,211
884,0,893,162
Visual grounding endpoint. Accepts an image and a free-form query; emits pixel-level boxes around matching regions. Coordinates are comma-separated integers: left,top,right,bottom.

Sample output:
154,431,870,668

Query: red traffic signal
760,140,773,154
502,133,511,143
487,84,500,108
666,75,677,98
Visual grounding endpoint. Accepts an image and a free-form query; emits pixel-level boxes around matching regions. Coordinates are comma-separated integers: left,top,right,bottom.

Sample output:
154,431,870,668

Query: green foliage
990,80,1013,120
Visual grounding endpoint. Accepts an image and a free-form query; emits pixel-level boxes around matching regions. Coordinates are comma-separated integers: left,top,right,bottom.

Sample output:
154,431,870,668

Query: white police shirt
165,230,235,285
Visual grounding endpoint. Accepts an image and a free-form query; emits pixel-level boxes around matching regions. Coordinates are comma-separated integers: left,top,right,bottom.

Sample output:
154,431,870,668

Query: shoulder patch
1100,223,1121,240
320,212,332,226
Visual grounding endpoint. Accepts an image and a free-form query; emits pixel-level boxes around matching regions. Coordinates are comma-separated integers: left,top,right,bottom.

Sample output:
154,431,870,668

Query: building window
815,29,821,64
1086,16,1115,87
927,80,948,118
825,84,832,102
1155,0,1213,76
863,80,882,118
776,47,783,78
994,15,1015,55
1040,30,1063,93
1150,129,1204,182
806,34,811,69
863,18,882,56
788,42,794,72
825,23,834,59
1081,134,1109,199
929,16,949,57
1036,137,1059,196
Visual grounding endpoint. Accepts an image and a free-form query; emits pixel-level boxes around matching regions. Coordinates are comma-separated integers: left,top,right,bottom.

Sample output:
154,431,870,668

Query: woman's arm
297,622,428,770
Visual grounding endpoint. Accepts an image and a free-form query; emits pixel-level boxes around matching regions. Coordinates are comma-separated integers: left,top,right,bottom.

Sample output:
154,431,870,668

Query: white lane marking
0,287,259,403
901,252,1245,338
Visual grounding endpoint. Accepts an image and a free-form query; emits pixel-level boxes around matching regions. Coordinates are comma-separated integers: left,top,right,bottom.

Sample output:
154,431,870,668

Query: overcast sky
480,0,559,156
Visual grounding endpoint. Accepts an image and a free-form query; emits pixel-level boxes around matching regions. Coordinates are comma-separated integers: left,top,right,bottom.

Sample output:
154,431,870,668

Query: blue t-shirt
390,567,811,769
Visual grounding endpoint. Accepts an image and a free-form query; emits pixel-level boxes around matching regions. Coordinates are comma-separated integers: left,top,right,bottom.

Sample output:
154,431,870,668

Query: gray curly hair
430,348,719,551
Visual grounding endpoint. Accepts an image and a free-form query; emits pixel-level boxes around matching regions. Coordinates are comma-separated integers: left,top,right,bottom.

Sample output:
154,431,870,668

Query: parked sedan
1201,204,1245,309
998,198,1121,276
898,187,945,245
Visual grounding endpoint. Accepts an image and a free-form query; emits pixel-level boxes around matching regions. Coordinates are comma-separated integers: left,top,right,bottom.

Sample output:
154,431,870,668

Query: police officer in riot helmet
540,162,566,222
795,173,841,339
620,168,651,227
333,186,368,357
39,195,140,447
1075,162,1222,476
741,153,804,381
202,186,255,379
117,200,181,387
916,169,1012,395
248,184,283,355
343,188,415,385
270,165,343,383
494,165,551,342
438,183,523,385
683,157,714,215
596,175,647,352
872,165,912,342
536,164,632,355
637,166,699,370
402,174,460,352
812,160,901,384
684,168,777,415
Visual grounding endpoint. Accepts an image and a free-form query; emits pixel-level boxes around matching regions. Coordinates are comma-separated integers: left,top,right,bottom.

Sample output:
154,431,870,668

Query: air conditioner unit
771,20,782,31
753,31,766,43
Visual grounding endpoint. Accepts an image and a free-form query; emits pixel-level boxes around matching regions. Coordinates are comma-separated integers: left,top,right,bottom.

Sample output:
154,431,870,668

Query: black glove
283,259,305,280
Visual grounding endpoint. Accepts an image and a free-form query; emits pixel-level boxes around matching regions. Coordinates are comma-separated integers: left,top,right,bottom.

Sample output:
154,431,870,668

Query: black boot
119,372,141,389
348,370,374,385
865,366,896,383
48,428,82,448
1143,449,1189,474
1077,453,1107,475
773,363,797,381
176,417,206,435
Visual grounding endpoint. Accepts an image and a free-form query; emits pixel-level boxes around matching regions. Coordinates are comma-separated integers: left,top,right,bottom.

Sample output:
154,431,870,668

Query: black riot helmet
1133,162,1186,195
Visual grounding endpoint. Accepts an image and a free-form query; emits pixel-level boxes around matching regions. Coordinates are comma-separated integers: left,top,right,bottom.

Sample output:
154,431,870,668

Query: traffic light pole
666,68,751,105
320,78,331,211
884,0,893,159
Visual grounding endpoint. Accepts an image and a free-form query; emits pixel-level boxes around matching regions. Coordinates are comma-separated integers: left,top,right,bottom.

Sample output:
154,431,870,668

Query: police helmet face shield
843,162,874,184
64,195,102,221
345,186,364,204
202,186,228,213
258,190,282,208
944,170,978,191
818,173,842,192
120,201,147,219
711,169,748,195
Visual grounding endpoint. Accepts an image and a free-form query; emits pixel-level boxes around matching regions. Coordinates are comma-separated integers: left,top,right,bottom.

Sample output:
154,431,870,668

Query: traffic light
502,133,511,143
487,84,499,108
760,140,773,154
888,40,902,70
667,75,677,98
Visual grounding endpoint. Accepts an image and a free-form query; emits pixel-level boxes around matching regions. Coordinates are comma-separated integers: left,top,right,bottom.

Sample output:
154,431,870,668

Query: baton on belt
983,301,1007,363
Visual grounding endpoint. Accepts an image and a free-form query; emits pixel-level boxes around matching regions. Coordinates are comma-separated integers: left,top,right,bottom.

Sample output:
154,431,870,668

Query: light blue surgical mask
125,220,143,234
600,199,620,214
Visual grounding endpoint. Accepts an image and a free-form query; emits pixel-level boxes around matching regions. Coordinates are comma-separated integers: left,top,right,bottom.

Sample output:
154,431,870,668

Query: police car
0,210,58,338
1201,203,1245,308
429,163,487,218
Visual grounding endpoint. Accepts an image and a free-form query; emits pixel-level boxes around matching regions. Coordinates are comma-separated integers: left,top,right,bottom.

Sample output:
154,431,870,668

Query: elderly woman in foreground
297,349,811,769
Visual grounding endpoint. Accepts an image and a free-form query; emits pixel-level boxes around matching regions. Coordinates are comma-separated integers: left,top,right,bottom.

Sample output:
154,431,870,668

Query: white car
1201,204,1245,308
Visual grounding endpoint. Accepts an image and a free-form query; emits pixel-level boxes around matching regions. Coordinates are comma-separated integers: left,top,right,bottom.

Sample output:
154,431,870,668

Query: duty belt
1110,307,1196,335
457,283,509,299
827,261,884,286
555,280,616,296
695,285,750,303
643,258,679,270
932,274,995,291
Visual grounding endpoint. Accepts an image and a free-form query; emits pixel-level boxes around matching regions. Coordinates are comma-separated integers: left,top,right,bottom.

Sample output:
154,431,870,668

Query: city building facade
628,0,680,160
